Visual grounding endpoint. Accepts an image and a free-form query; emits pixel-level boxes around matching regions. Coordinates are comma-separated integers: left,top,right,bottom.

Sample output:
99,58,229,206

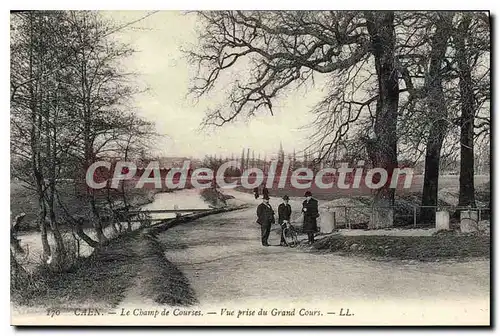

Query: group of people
256,190,319,246
253,186,269,200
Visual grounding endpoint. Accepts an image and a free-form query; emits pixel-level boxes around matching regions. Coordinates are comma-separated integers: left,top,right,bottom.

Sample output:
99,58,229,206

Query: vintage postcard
10,10,490,326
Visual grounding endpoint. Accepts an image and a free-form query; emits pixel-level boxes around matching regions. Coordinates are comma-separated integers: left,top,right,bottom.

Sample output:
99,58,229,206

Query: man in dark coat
256,195,275,246
262,187,269,200
278,195,292,246
253,187,259,199
302,191,319,244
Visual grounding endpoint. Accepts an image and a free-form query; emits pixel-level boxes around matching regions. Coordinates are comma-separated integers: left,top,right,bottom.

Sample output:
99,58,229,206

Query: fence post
478,208,481,222
344,206,347,229
346,207,351,230
333,211,336,230
413,206,417,228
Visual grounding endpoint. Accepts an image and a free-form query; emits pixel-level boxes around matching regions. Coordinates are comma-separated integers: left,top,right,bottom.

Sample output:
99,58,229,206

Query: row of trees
10,11,155,268
202,144,318,174
188,11,490,228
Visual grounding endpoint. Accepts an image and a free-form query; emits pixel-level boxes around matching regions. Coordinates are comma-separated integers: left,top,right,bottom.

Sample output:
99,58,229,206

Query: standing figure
253,187,259,199
256,195,275,246
302,191,319,245
278,195,292,246
262,187,270,200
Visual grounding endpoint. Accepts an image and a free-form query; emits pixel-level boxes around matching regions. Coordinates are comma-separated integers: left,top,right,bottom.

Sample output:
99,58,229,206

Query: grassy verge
11,228,198,309
313,231,490,262
200,187,235,208
137,231,197,306
12,205,247,309
135,205,247,305
11,231,140,308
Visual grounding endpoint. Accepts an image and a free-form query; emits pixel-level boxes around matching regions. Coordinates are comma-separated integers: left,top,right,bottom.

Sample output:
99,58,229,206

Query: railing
119,207,230,226
323,205,490,229
127,209,212,215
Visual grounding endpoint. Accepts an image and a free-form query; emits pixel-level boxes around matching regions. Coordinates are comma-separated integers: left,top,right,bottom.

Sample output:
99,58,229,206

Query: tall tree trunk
81,42,107,244
122,138,133,232
121,183,132,232
47,206,66,266
54,191,100,248
11,249,29,288
28,13,52,260
456,14,476,209
39,48,67,267
365,11,399,229
420,124,446,222
420,14,453,223
38,196,51,259
73,218,100,248
84,125,107,243
106,187,121,235
47,153,66,265
89,195,108,242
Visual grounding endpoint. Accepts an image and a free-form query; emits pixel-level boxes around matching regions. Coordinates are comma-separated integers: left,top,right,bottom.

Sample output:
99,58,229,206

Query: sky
103,11,327,160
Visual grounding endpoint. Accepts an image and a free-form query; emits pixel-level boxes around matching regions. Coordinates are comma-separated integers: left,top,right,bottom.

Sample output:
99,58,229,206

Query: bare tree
11,11,156,269
454,13,490,209
396,13,455,222
60,11,143,243
188,11,402,227
11,11,71,264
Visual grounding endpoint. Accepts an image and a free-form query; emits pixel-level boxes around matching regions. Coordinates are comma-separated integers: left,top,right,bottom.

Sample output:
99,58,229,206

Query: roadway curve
156,190,490,325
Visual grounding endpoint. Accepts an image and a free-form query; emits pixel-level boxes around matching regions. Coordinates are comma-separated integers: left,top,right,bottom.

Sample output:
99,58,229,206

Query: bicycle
281,220,300,247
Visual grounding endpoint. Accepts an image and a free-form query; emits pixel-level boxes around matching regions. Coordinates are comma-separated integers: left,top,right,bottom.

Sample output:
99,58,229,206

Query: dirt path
156,190,489,324
11,190,490,325
159,207,489,301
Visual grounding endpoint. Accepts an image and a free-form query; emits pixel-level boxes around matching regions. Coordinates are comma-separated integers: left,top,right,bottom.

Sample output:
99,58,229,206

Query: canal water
15,189,210,270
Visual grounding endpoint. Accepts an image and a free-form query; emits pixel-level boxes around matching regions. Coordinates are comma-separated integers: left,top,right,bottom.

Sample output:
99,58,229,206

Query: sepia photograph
9,9,491,326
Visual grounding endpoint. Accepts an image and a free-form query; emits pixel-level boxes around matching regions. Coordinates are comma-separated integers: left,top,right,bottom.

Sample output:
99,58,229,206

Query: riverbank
11,198,248,310
12,188,212,272
10,180,157,232
12,189,489,326
12,227,194,310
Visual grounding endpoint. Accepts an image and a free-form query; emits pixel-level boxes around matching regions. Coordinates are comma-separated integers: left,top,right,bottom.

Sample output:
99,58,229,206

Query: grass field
236,174,490,201
313,231,490,261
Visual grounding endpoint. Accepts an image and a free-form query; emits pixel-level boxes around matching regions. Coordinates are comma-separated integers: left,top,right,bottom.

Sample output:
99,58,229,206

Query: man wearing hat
256,194,275,246
278,195,292,246
302,191,319,245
